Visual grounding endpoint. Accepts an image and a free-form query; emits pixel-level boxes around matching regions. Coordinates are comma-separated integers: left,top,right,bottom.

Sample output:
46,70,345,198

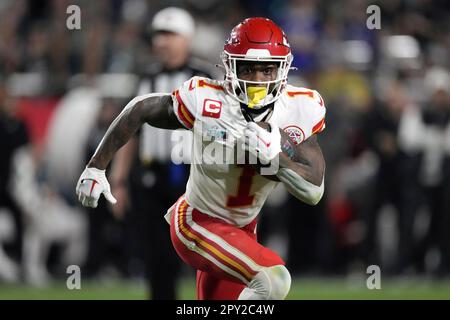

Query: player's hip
182,192,262,227
166,194,257,232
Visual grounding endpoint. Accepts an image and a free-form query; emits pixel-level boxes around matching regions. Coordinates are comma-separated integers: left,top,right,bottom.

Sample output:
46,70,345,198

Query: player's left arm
244,88,326,205
276,134,325,205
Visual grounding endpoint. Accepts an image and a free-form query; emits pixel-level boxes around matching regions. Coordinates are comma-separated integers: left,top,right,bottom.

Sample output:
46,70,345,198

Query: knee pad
248,265,291,300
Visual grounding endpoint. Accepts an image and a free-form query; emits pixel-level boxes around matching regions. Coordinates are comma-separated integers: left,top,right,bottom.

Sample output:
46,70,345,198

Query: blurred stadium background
0,0,449,299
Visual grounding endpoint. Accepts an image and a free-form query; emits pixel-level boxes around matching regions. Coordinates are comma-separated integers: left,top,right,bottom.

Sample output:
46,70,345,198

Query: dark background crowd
0,0,449,298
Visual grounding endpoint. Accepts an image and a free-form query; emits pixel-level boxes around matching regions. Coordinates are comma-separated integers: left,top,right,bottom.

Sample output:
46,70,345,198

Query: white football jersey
171,76,326,227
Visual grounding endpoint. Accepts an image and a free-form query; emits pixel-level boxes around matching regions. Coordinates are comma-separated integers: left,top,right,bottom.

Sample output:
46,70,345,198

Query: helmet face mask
222,18,293,109
222,52,292,108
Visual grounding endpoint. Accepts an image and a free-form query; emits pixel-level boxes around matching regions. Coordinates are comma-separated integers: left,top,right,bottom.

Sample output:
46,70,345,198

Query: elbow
301,175,325,205
309,193,323,206
287,181,324,206
278,168,325,205
300,187,324,206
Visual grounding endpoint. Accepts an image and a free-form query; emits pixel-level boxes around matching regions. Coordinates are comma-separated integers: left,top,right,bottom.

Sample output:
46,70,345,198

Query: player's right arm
88,94,181,170
76,93,182,208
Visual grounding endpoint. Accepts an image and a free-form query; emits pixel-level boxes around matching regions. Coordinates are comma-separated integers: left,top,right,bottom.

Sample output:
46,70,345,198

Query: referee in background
110,7,216,299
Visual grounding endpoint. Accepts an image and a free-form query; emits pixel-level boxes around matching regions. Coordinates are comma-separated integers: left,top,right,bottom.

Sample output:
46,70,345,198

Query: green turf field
1,277,450,300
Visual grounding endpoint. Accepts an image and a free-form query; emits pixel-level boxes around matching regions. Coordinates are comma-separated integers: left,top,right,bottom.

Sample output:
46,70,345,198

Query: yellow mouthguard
247,86,267,108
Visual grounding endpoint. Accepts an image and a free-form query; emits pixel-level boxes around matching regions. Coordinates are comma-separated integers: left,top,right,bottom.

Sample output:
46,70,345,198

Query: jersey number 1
226,165,256,207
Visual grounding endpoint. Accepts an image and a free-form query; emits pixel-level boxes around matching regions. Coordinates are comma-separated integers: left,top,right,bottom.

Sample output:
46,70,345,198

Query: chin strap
240,105,254,122
240,102,274,123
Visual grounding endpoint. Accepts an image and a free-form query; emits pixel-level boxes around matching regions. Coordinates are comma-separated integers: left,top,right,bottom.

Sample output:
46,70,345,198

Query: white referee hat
151,7,195,37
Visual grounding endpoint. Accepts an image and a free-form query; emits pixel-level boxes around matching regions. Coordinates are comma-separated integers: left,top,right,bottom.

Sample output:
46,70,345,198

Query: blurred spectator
22,22,51,74
0,0,26,75
0,80,28,282
362,82,417,268
106,22,141,73
44,82,102,197
0,207,19,283
277,0,321,72
398,67,450,276
11,147,87,286
360,81,421,273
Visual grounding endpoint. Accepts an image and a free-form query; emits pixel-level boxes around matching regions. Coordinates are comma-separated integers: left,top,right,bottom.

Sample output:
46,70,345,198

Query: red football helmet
221,17,293,108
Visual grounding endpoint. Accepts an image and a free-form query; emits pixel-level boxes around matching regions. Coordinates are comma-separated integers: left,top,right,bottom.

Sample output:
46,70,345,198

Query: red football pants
169,195,284,300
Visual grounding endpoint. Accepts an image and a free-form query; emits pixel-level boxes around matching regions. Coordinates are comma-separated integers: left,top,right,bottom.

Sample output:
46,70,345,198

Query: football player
76,17,326,300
